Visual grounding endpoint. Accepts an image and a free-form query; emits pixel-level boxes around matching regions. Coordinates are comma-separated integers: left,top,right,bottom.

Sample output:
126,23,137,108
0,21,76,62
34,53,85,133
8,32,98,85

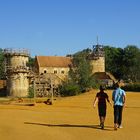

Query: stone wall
90,57,105,74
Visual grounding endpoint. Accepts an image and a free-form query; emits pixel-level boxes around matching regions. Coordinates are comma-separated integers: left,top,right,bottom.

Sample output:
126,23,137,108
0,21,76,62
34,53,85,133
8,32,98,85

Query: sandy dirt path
0,90,140,140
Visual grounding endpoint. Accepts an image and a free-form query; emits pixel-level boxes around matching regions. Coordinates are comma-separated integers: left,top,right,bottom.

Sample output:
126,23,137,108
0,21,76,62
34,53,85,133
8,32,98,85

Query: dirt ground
0,89,140,140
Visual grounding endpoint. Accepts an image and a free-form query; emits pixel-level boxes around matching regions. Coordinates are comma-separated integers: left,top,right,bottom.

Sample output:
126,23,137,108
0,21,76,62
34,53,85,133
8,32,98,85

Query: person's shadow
24,122,114,131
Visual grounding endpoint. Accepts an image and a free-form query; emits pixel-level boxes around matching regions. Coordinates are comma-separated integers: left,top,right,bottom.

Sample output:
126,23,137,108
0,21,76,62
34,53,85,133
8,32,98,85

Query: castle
34,44,105,82
3,44,115,97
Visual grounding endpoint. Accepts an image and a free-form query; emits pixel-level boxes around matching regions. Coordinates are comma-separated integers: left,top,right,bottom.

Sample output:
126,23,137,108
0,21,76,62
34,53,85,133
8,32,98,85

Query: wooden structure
33,73,60,98
34,56,72,97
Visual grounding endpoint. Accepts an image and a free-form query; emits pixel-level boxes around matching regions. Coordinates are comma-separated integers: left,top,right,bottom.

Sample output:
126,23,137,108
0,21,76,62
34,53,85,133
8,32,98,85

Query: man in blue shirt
112,80,126,130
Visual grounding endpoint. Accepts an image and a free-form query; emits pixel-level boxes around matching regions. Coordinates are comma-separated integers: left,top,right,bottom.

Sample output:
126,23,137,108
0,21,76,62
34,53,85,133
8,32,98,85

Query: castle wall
4,49,29,97
7,73,29,97
10,55,28,67
39,67,69,76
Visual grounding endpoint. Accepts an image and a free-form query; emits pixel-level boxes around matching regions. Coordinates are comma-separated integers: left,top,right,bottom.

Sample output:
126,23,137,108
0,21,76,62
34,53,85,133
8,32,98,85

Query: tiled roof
93,72,112,80
36,56,72,67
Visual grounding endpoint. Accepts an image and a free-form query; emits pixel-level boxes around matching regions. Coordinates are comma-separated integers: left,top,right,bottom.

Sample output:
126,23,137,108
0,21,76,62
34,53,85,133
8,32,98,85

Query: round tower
4,48,30,97
89,44,105,74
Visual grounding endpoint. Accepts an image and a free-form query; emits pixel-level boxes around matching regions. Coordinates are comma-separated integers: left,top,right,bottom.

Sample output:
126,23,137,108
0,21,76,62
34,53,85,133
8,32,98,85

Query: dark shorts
98,104,106,117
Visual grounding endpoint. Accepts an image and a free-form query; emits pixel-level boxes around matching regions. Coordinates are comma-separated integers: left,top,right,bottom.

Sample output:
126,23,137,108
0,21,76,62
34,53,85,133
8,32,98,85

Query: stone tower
4,48,30,97
89,44,105,74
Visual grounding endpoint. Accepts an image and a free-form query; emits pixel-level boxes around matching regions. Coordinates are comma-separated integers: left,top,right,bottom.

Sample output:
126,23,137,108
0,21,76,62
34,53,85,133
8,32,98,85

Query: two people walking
93,80,126,130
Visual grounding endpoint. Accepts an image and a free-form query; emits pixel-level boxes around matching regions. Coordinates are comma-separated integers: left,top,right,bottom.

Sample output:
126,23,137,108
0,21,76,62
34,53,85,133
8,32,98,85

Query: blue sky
0,0,140,57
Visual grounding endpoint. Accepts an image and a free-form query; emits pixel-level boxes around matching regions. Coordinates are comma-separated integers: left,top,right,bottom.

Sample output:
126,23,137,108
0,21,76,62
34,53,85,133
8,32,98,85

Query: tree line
104,45,140,82
0,45,140,94
60,45,140,95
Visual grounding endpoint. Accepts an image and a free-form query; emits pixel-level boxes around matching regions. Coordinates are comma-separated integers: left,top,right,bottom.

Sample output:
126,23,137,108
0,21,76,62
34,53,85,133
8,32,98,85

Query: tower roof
88,44,104,60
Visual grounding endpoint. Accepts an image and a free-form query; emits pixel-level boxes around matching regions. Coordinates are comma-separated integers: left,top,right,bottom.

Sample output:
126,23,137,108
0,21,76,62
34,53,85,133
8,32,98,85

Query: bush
123,83,140,92
28,86,34,98
59,82,80,97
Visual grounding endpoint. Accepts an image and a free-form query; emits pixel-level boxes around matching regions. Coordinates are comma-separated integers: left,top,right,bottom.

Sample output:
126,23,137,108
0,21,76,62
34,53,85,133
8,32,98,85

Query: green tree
104,45,140,82
104,46,124,79
69,48,96,92
27,57,35,69
59,48,96,96
123,45,140,82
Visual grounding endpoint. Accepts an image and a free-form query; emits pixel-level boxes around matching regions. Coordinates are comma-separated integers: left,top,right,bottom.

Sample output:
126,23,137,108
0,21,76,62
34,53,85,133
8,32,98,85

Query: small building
34,56,72,81
93,72,116,87
34,56,72,97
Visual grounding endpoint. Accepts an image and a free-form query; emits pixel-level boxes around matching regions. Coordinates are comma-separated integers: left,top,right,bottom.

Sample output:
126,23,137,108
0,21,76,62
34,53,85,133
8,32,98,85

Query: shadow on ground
24,122,114,131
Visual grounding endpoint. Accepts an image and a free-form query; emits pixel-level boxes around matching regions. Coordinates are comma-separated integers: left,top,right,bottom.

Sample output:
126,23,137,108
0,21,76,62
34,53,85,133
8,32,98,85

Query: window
54,70,57,74
61,70,65,74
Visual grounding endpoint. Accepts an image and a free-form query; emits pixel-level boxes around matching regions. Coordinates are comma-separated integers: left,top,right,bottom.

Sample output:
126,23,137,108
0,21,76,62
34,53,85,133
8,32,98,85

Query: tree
123,45,140,82
68,48,96,92
104,46,124,79
27,57,35,69
104,45,140,82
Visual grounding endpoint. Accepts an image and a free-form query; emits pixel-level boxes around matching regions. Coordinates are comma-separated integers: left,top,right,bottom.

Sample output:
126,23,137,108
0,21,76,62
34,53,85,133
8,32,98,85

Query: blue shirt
112,88,126,106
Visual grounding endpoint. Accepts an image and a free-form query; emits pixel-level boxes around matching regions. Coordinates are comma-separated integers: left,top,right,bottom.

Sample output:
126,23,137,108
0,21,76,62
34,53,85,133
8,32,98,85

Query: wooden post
50,76,53,105
33,77,36,104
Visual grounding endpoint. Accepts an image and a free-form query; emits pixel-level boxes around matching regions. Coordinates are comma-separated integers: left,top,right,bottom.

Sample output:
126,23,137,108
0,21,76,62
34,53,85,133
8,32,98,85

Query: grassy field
0,89,140,140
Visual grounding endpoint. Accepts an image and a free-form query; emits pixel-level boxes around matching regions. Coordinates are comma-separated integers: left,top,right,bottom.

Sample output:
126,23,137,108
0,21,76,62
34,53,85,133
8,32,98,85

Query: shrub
123,83,140,92
28,86,34,98
59,82,80,97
